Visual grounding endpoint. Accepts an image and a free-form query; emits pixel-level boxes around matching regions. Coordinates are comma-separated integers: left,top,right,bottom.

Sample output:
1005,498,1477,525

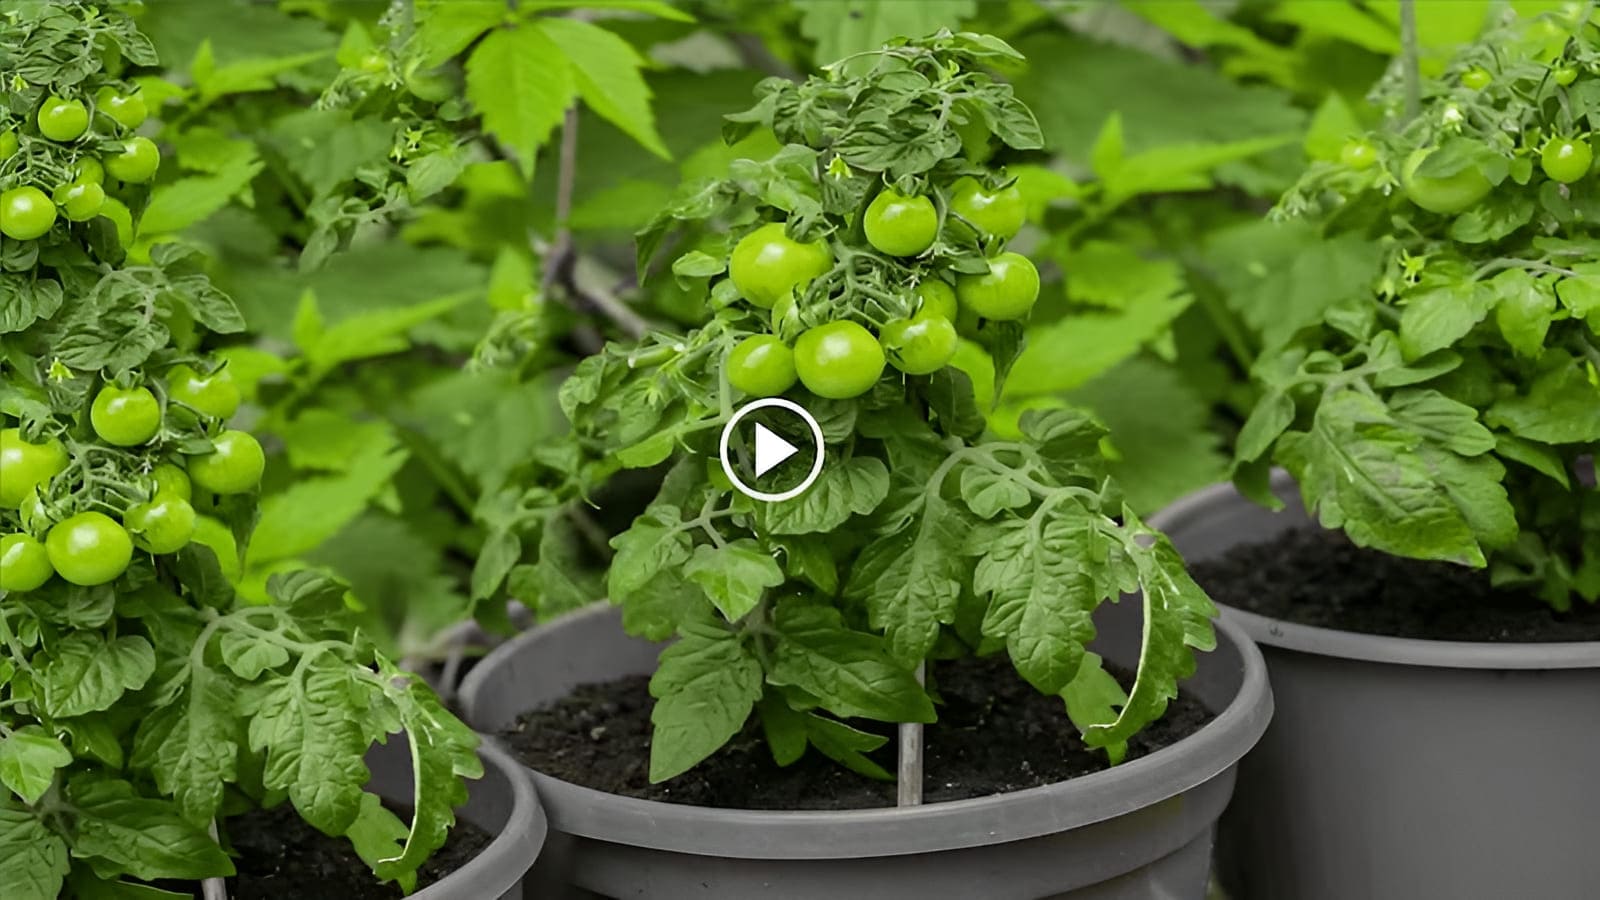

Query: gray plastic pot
1151,474,1600,900
458,598,1271,899
365,734,547,899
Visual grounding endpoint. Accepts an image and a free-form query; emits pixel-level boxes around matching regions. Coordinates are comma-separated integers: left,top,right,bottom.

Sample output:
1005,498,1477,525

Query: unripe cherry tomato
149,462,192,503
794,321,885,399
166,365,241,419
728,222,833,309
91,385,162,446
53,179,105,222
1340,140,1378,170
46,512,133,586
0,130,18,160
882,312,959,375
188,430,265,495
124,494,197,555
0,534,53,592
72,156,106,185
0,429,68,509
947,177,1025,241
1460,68,1492,90
105,136,160,183
0,187,57,240
956,252,1041,321
37,96,89,142
1541,138,1593,183
726,335,798,397
1402,147,1492,214
863,189,938,257
95,87,148,130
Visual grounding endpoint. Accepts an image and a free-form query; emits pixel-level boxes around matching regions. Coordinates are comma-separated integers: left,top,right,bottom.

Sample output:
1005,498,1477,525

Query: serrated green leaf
139,157,264,235
769,603,934,723
129,673,239,825
648,619,763,782
1388,388,1495,456
68,777,233,881
1084,516,1215,748
847,492,968,665
413,0,504,68
0,726,72,805
804,714,891,780
248,666,369,835
466,24,574,178
1279,389,1484,566
39,634,155,719
1487,359,1600,444
345,793,414,893
1060,652,1128,765
752,456,889,534
535,18,669,159
684,540,783,622
0,805,68,900
248,446,409,566
1006,290,1191,396
1398,283,1496,359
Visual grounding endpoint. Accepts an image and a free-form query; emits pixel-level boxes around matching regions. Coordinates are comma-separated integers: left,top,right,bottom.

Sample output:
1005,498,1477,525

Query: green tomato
863,189,938,257
0,429,68,509
0,130,17,160
0,187,58,241
1402,147,1492,214
37,96,89,142
53,179,105,222
955,252,1041,321
794,321,885,400
166,364,241,419
947,176,1025,240
1541,138,1592,183
1554,66,1579,87
726,335,798,397
1460,68,1492,90
98,197,135,247
105,136,160,183
882,313,959,375
72,156,105,185
914,279,959,322
1340,140,1378,170
0,534,53,592
46,512,133,587
91,385,162,446
188,430,265,495
149,462,192,503
728,222,833,308
95,87,148,130
191,515,240,580
123,494,196,555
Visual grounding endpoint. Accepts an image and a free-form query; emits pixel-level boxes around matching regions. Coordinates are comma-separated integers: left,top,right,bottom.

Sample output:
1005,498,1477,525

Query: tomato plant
1255,10,1600,609
0,6,483,898
558,34,1217,787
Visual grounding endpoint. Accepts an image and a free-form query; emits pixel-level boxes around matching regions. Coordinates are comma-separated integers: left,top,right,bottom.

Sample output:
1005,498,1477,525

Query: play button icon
719,398,825,502
753,423,799,477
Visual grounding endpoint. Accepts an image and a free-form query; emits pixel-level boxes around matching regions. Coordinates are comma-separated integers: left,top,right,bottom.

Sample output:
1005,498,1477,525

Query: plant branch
202,820,228,900
538,106,653,345
1399,0,1422,124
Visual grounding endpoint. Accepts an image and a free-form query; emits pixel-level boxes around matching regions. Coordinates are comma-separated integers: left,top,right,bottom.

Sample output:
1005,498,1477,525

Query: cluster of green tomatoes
0,85,156,243
0,365,262,593
1338,62,1596,215
722,176,1039,401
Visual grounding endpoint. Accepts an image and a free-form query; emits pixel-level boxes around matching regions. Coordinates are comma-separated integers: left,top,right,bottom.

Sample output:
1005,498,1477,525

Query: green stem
1399,0,1422,124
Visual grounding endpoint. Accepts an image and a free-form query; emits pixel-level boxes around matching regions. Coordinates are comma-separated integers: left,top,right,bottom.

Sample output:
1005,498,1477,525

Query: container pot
458,598,1271,899
1151,474,1600,900
365,733,547,899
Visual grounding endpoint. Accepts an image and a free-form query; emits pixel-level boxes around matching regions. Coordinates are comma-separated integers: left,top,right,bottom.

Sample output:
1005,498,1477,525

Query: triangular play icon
753,423,800,477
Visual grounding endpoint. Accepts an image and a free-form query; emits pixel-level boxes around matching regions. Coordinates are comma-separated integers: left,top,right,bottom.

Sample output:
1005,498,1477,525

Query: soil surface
502,653,1214,810
186,802,493,899
1189,526,1600,642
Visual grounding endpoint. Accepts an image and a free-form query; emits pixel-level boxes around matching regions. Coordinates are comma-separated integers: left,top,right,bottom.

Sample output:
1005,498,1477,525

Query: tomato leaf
648,619,763,782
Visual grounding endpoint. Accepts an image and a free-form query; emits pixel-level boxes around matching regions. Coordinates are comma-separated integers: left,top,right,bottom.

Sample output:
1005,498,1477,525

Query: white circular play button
719,398,824,502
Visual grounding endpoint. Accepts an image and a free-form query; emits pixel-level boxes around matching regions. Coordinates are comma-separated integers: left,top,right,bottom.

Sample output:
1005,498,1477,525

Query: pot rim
413,738,548,898
1151,475,1600,671
458,601,1272,859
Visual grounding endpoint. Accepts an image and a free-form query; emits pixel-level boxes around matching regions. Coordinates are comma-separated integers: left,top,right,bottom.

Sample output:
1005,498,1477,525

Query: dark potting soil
190,802,493,900
501,653,1214,810
1189,526,1600,642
